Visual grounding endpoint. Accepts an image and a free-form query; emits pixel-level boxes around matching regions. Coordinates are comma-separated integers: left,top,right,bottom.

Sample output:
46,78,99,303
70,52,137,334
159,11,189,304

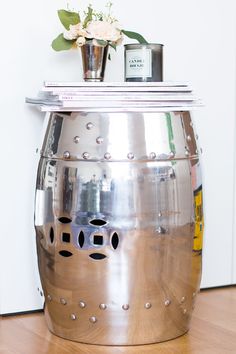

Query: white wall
1,0,236,313
233,10,236,284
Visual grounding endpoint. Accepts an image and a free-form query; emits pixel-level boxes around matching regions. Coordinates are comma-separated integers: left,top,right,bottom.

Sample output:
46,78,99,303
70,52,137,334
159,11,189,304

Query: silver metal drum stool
34,84,203,345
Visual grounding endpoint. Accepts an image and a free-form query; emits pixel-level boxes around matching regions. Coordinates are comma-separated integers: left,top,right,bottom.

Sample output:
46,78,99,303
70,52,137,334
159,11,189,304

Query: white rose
63,23,86,40
76,36,86,47
85,21,122,42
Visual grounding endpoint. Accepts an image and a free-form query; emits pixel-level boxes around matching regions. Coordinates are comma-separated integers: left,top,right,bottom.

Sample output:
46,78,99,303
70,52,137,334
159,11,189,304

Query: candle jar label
125,49,152,78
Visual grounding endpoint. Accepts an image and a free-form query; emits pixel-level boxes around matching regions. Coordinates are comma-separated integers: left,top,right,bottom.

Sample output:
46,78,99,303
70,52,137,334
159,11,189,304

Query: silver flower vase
80,41,109,82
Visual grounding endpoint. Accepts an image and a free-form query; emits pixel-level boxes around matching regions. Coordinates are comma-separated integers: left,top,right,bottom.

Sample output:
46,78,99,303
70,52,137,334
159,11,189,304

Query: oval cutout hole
59,250,73,257
78,231,85,248
58,217,72,224
111,232,119,250
89,253,106,260
49,227,54,243
89,219,107,226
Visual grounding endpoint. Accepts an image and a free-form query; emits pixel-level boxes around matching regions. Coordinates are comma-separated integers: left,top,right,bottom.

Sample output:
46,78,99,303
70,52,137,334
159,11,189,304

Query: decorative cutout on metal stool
78,230,85,248
89,253,106,260
49,227,54,243
62,232,70,243
111,232,119,250
89,219,107,226
92,235,104,246
59,250,73,257
58,217,72,224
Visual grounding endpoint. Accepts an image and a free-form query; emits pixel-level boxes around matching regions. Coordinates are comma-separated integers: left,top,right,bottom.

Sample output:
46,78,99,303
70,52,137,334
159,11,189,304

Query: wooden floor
1,286,236,354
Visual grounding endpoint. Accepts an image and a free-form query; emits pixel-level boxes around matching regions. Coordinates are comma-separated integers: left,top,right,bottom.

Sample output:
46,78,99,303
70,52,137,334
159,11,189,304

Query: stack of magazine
26,81,201,112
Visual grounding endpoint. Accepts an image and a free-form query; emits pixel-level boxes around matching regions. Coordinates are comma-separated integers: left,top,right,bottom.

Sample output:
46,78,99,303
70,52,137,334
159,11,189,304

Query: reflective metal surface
35,111,203,345
80,41,108,82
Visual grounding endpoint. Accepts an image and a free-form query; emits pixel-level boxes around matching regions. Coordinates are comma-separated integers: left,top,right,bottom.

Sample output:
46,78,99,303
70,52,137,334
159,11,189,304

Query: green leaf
109,43,117,51
96,39,108,46
83,5,93,28
51,34,75,51
58,9,80,30
121,30,148,44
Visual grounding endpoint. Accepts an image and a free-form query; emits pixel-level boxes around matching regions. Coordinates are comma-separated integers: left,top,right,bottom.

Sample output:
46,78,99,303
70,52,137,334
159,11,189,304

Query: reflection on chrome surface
35,111,203,345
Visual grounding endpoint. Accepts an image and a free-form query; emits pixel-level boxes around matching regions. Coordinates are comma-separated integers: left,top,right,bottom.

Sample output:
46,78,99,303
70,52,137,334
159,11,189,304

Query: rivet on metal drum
86,122,94,130
73,136,80,144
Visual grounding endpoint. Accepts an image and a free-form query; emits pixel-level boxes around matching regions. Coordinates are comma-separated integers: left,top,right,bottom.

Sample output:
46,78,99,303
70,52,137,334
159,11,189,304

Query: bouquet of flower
52,2,148,54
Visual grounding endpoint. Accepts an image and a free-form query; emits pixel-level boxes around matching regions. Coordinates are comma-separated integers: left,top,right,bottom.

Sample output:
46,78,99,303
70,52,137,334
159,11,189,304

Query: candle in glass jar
124,43,163,82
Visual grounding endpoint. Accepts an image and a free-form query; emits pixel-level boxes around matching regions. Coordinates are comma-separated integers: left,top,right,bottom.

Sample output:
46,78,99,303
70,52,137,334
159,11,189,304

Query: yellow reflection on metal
193,186,204,251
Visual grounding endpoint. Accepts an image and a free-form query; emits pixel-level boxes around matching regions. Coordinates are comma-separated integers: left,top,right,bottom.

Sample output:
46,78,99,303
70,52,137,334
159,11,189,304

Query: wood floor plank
1,287,236,354
194,288,236,333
